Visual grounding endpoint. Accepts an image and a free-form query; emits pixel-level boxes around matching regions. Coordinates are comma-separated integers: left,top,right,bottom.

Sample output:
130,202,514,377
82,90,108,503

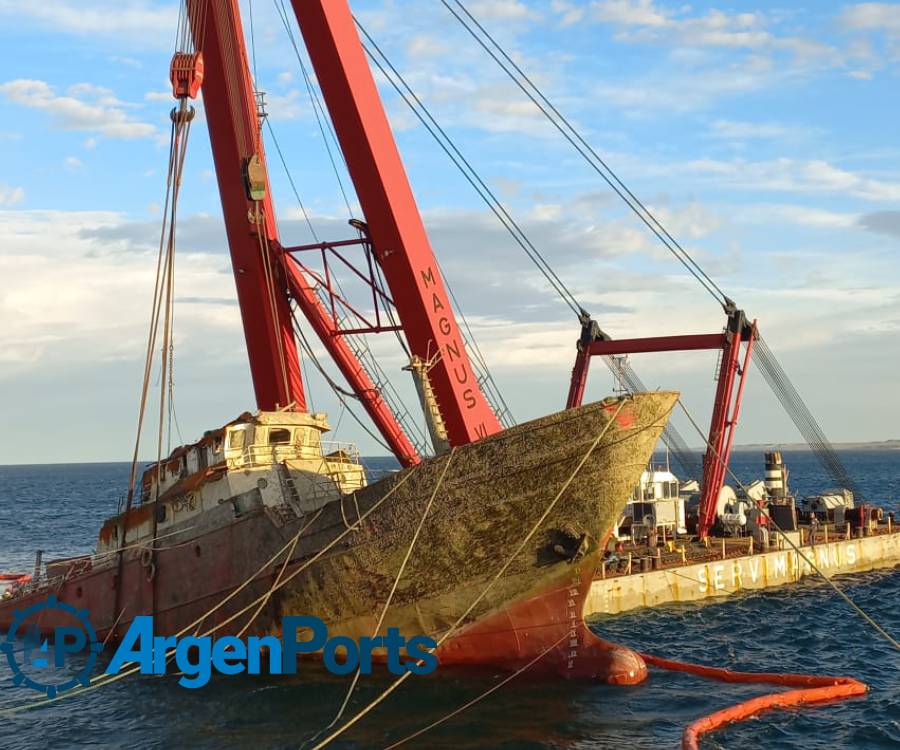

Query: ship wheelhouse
98,410,367,556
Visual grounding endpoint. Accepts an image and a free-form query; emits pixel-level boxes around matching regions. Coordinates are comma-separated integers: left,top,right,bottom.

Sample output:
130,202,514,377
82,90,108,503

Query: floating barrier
639,652,868,750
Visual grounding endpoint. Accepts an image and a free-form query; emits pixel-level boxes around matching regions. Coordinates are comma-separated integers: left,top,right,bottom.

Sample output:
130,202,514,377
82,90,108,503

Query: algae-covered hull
1,392,676,681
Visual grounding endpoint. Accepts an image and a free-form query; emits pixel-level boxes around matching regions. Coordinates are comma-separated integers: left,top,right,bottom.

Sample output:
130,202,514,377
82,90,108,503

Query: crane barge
0,0,677,685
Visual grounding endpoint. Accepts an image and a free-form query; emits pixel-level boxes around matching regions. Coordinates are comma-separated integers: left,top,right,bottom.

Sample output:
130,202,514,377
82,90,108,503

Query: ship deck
586,522,900,617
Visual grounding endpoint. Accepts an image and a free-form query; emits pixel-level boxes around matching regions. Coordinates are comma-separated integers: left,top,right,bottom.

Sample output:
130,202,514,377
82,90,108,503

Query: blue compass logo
1,595,102,697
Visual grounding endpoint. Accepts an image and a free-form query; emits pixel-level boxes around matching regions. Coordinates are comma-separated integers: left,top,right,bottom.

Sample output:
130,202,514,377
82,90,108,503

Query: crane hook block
170,52,204,99
243,154,267,201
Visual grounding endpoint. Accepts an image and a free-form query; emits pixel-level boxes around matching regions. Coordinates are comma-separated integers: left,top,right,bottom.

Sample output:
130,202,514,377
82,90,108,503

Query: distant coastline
729,440,900,452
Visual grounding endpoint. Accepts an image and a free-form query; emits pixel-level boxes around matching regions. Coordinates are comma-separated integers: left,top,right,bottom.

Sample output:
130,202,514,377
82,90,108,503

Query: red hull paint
438,550,646,685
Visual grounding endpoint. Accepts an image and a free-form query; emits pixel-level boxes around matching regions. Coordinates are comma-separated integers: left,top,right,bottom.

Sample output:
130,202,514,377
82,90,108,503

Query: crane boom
187,0,420,463
288,0,501,445
190,0,305,411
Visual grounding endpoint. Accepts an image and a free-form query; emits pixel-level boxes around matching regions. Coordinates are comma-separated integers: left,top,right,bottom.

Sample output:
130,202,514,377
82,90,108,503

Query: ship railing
235,441,362,468
320,440,362,464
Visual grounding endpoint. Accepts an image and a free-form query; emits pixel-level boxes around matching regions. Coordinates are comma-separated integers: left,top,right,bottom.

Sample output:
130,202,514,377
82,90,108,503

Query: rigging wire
289,304,396,455
439,0,863,493
356,20,582,319
752,336,860,497
359,19,705,454
676,397,898,651
272,0,355,218
265,118,320,244
247,0,260,89
272,3,511,434
440,0,728,308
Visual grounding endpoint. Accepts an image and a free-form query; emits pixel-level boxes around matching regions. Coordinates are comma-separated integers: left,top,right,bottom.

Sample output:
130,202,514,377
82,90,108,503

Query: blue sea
0,451,898,749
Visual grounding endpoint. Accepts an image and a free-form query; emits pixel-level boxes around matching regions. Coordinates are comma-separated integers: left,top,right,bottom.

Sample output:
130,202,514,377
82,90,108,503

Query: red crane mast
287,0,501,445
183,0,500,460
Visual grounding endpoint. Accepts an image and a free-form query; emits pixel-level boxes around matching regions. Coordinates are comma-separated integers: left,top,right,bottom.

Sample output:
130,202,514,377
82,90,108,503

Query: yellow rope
317,448,457,738
0,465,418,716
307,400,636,750
383,632,569,750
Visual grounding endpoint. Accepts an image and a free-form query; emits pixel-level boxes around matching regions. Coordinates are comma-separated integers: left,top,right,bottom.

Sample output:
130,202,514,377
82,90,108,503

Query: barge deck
587,523,900,617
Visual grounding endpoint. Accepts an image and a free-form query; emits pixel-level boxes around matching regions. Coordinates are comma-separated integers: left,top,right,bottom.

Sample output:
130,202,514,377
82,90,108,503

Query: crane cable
272,0,355,219
271,1,512,431
123,97,194,514
441,0,863,496
358,20,699,472
676,398,898,651
356,20,582,320
440,0,728,309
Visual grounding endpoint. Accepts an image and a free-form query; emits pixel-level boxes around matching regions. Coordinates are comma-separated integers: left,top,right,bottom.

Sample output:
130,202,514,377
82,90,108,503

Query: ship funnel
764,451,788,498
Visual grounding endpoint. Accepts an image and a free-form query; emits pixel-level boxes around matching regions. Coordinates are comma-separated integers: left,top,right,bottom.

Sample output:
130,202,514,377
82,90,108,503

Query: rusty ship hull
0,392,675,682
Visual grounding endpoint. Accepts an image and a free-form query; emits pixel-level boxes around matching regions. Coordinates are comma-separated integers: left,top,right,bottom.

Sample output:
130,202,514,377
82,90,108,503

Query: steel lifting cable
441,0,868,499
356,20,583,320
271,5,512,432
614,361,703,479
288,302,401,455
440,0,728,308
272,0,355,219
753,336,860,497
604,397,895,750
123,98,194,515
359,22,717,448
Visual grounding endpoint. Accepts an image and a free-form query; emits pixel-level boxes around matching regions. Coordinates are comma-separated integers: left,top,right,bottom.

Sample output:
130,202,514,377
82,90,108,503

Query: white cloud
840,3,900,35
592,0,670,28
0,1,176,41
743,204,859,229
640,157,900,202
406,34,450,59
0,185,25,206
64,156,84,169
708,118,817,141
144,89,173,103
0,79,155,139
592,1,772,48
551,0,585,27
0,210,241,375
467,0,539,21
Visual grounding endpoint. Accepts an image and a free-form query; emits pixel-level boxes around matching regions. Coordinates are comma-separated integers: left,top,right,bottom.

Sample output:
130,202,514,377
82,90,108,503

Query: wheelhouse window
268,428,292,445
228,430,246,450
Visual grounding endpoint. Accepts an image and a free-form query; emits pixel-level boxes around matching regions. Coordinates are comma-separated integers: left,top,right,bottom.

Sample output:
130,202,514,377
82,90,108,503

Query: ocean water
0,451,897,749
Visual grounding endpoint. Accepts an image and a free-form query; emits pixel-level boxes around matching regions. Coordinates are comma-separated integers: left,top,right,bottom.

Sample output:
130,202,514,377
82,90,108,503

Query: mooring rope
0,464,419,716
382,632,570,749
305,399,649,750
304,448,458,747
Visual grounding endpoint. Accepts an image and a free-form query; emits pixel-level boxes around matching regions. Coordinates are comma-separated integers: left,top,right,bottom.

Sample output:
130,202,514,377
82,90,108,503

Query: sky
0,0,898,464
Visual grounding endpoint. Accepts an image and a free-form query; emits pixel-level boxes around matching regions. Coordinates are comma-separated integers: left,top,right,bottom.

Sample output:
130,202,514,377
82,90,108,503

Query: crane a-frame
177,0,501,467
